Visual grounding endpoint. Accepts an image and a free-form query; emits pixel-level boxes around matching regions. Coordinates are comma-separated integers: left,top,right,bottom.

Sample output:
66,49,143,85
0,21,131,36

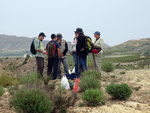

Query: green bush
102,62,115,72
0,85,5,96
78,75,101,91
12,88,53,113
82,89,105,106
106,83,132,100
82,70,101,79
20,73,40,84
0,72,19,87
120,71,126,74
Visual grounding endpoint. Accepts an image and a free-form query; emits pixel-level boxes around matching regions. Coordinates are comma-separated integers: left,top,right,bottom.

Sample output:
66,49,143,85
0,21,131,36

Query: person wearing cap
75,28,88,74
57,33,69,79
34,32,47,77
46,34,60,80
92,31,103,74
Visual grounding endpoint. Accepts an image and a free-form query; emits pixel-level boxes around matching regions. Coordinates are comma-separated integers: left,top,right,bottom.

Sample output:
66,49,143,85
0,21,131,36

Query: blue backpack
30,39,40,55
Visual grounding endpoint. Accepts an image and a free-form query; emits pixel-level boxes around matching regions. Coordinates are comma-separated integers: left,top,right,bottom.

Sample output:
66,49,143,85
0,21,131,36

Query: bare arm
37,49,46,54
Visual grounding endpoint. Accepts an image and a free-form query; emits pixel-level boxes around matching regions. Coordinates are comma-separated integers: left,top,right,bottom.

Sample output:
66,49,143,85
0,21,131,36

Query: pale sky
0,0,150,46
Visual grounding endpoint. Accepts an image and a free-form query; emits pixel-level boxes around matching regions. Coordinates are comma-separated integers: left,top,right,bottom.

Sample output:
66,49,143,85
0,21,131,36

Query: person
34,32,47,77
92,31,103,74
46,34,60,80
75,28,88,74
71,33,80,75
57,33,69,79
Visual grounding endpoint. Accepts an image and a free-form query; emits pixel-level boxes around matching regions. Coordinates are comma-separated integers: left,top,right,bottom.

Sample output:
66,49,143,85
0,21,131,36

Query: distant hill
112,38,150,53
0,34,110,57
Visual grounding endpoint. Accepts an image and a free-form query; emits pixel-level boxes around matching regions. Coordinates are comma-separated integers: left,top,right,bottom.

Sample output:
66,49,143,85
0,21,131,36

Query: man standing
46,34,60,80
34,32,47,77
93,31,103,74
75,28,88,74
57,33,69,79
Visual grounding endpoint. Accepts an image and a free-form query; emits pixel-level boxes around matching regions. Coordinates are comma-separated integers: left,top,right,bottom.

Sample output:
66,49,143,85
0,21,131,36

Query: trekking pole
87,55,88,67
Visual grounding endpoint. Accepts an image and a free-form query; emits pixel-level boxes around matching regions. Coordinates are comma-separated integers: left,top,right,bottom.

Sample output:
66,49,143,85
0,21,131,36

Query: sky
0,0,150,46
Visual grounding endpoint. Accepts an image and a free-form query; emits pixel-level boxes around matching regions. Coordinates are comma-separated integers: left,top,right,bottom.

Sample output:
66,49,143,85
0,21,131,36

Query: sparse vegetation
106,83,132,100
0,85,5,96
82,70,101,79
143,48,150,57
120,71,126,74
102,62,115,72
20,73,40,84
78,75,101,91
52,88,77,112
0,72,19,87
12,88,53,113
82,89,106,106
79,102,85,107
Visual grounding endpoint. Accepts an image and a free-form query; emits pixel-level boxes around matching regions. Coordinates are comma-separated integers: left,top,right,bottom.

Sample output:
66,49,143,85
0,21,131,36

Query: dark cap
39,32,46,37
51,34,56,39
74,28,84,34
57,33,63,39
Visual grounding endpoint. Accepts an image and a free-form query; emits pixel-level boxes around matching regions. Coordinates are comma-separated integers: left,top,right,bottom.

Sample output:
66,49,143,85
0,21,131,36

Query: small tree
12,88,53,113
102,62,115,72
78,75,101,91
106,83,132,100
82,89,105,106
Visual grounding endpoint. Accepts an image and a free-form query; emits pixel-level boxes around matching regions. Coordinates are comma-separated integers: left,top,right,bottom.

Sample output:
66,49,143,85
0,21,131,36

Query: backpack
47,41,56,58
30,39,40,55
84,36,93,53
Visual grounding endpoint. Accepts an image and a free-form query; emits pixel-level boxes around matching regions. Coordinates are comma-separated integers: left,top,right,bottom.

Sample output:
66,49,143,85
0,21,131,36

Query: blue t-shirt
46,40,60,57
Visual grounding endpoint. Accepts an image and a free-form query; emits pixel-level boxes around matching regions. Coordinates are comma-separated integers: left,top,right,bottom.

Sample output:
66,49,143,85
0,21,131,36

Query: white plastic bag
68,69,72,75
72,67,75,73
61,76,70,90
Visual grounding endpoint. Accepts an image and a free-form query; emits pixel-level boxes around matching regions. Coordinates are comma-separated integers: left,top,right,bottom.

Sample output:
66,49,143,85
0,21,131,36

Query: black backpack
47,41,56,58
30,39,40,55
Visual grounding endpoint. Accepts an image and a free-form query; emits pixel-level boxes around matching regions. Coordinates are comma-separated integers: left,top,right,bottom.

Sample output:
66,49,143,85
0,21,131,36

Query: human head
51,34,56,40
94,31,100,39
38,32,46,41
74,28,84,37
57,33,63,42
75,32,78,38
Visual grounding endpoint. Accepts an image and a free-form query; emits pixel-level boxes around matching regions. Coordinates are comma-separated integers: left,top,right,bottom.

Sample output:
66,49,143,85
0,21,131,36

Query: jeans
79,54,88,74
47,57,59,80
36,57,44,77
58,57,69,79
73,52,80,74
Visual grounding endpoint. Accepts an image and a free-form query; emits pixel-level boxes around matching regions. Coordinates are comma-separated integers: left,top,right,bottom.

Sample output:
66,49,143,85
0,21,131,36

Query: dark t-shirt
46,40,60,57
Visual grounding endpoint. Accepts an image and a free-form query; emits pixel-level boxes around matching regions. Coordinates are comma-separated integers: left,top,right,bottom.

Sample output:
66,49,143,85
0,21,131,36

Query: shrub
78,102,85,107
20,73,40,84
52,88,77,109
82,89,105,106
102,62,115,72
0,85,5,96
120,71,126,74
12,88,53,113
0,72,19,87
106,83,132,100
78,75,101,91
82,70,101,79
7,86,15,95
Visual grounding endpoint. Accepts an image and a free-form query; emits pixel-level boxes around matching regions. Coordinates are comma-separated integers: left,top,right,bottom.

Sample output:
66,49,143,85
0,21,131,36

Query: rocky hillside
0,34,110,56
112,38,150,53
